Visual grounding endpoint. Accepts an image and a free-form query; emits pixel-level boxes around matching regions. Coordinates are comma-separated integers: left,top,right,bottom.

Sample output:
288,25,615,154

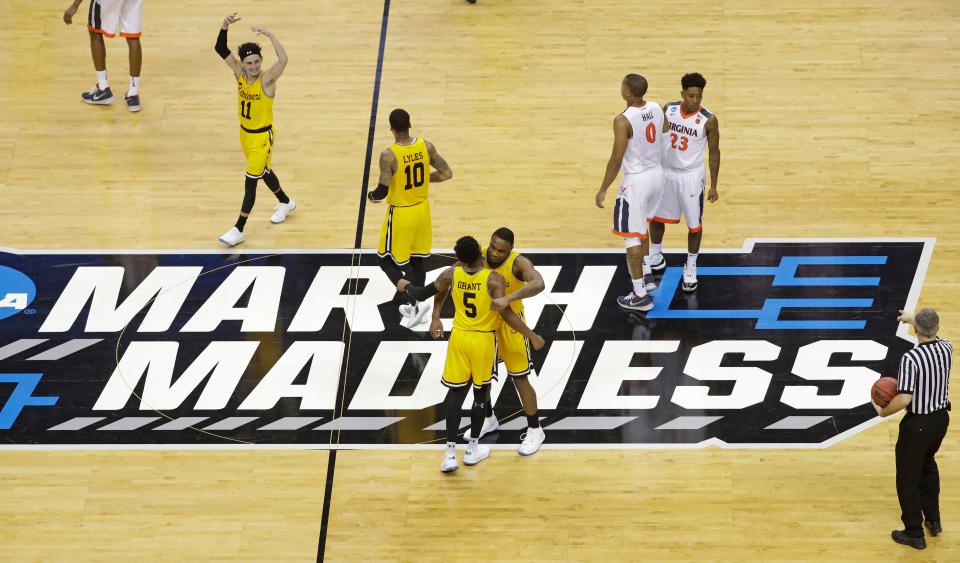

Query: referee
873,308,952,550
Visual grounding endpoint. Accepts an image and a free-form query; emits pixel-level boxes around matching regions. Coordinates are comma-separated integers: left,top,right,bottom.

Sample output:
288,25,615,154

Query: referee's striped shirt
898,338,953,414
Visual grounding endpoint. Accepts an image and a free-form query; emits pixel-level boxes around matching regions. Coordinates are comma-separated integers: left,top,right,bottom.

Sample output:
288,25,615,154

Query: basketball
871,377,899,408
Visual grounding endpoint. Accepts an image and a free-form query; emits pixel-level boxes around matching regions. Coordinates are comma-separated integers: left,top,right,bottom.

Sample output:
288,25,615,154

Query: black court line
316,1,391,561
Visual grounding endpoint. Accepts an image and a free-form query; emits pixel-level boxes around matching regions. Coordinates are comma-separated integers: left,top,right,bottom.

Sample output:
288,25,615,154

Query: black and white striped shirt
898,338,953,414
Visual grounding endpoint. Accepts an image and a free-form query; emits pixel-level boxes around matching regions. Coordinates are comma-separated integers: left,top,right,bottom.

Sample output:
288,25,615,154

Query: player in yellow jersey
215,13,297,247
398,236,545,473
368,109,453,327
459,227,549,455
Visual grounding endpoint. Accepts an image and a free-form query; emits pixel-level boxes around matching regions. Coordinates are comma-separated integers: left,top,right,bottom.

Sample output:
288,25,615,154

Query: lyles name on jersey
402,151,425,164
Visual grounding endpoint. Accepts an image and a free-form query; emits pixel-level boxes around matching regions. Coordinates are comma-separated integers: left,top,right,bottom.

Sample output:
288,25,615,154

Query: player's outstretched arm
489,272,545,350
398,267,455,339
491,255,545,312
397,266,454,300
367,149,396,203
63,0,84,24
425,141,453,183
253,27,288,85
595,115,630,208
706,114,720,202
217,13,242,75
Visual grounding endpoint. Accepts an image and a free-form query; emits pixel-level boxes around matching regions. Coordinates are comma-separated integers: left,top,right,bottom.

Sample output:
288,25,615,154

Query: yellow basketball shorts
377,200,432,266
496,311,533,377
442,329,498,389
240,127,274,178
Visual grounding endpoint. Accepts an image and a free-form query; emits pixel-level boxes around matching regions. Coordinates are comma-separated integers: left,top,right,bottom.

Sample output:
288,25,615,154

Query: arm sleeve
407,282,438,301
898,355,916,393
215,28,230,59
367,183,389,201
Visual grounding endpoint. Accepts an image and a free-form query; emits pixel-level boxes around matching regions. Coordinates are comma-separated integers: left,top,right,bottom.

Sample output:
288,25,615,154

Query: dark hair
389,108,411,133
681,72,707,90
454,236,481,263
623,74,648,98
492,227,515,246
238,42,262,61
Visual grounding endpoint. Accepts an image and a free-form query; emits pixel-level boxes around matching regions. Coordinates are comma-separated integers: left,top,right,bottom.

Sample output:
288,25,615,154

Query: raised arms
254,27,288,87
216,13,243,75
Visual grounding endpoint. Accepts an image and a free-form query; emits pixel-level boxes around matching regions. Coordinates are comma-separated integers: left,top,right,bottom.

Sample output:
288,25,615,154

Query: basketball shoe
644,273,657,291
518,427,545,456
617,292,653,312
463,443,490,466
270,200,296,223
649,254,667,271
440,448,458,473
219,227,245,247
124,94,141,112
682,263,698,292
463,415,499,440
82,85,114,105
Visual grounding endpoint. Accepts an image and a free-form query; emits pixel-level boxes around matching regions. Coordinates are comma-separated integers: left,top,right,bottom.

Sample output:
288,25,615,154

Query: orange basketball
871,377,899,408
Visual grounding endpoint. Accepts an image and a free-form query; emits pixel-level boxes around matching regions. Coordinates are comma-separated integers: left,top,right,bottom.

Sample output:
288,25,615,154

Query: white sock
652,243,663,257
632,279,647,296
128,76,139,96
96,70,108,90
445,441,456,452
687,253,698,267
467,438,479,452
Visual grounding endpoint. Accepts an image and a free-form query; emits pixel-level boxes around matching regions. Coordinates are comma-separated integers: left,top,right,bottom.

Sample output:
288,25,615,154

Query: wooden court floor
1,0,959,560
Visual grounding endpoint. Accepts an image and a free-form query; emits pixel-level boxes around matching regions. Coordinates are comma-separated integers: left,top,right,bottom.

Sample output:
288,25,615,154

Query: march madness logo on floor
0,239,933,449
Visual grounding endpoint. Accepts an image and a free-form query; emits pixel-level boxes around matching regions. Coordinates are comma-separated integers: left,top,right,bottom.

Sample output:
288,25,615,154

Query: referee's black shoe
891,530,926,550
925,521,942,536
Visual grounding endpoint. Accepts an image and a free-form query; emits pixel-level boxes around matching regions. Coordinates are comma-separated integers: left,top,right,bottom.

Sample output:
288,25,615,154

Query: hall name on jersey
456,280,483,291
402,152,425,164
668,121,700,137
238,90,261,101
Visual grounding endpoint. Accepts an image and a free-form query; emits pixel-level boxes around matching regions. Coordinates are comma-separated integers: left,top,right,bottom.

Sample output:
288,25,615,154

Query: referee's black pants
895,409,949,536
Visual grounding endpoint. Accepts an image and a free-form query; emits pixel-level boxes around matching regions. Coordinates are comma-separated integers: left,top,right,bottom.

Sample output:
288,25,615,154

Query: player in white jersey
649,73,721,292
595,74,665,311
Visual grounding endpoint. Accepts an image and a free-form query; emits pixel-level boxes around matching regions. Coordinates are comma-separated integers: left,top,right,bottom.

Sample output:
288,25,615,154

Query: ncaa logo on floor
0,265,36,320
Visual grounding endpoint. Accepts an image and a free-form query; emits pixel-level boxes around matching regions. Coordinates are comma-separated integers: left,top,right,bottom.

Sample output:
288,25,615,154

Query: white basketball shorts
87,0,143,38
612,165,663,239
652,167,706,232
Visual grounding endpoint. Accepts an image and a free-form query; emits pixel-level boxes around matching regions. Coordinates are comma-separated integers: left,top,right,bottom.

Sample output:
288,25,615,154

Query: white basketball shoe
270,200,296,224
440,449,458,473
518,427,546,456
463,416,499,441
463,444,490,466
219,227,245,247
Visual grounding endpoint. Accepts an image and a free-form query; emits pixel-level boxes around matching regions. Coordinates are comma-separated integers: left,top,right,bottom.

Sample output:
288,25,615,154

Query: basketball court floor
1,0,958,560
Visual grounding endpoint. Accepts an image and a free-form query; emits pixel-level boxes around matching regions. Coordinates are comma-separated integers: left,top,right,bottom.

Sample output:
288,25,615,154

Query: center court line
317,1,391,561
